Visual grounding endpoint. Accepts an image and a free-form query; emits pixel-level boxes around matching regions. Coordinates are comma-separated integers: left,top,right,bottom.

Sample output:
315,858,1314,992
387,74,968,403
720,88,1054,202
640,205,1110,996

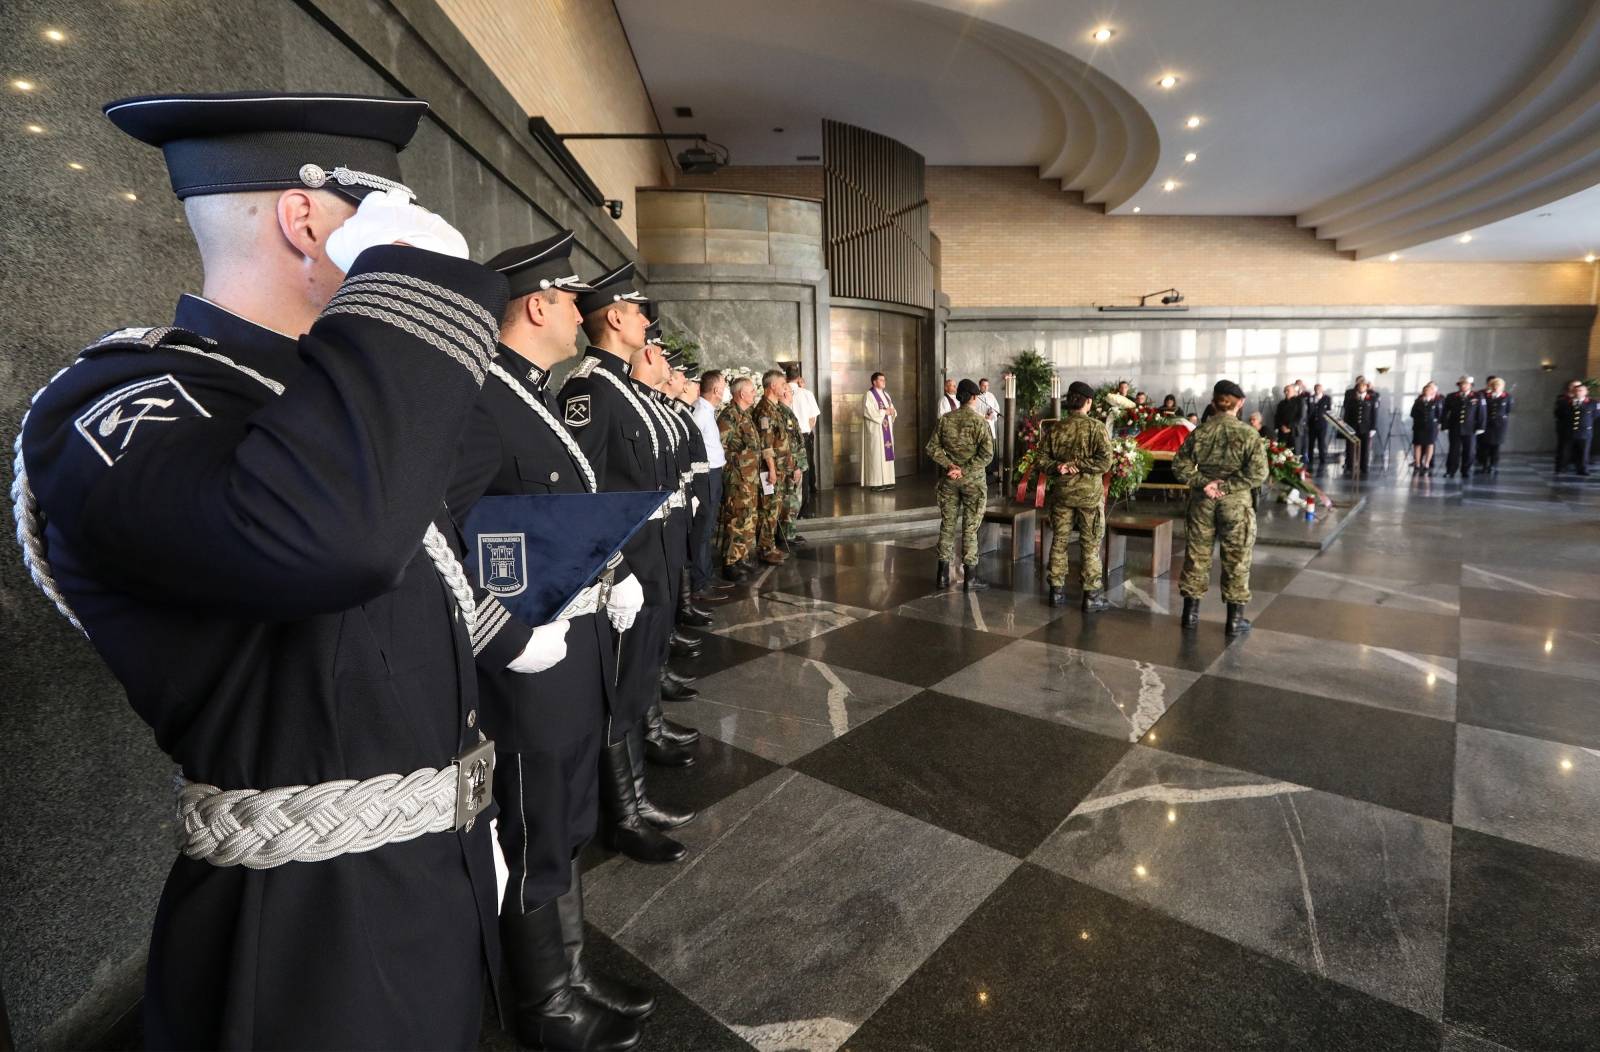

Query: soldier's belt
176,738,496,869
691,461,709,474
554,573,614,622
667,489,687,509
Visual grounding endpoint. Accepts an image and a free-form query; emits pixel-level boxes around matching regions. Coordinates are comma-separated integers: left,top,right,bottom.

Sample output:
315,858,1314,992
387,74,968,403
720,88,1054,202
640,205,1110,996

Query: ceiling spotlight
1157,74,1179,89
121,191,138,202
25,123,44,134
1162,179,1178,191
1091,26,1115,42
1185,115,1202,129
1183,151,1197,163
1132,206,1142,213
1586,253,1596,263
66,161,84,170
11,79,36,92
1457,233,1473,243
1388,253,1400,261
42,28,66,43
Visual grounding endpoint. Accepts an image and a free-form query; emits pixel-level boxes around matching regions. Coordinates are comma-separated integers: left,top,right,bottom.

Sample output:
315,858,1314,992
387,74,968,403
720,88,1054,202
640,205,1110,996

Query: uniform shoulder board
570,356,599,379
81,325,215,357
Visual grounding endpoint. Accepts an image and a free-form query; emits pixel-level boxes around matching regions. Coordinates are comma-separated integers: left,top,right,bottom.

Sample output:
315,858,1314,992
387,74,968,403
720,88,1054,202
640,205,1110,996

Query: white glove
325,188,470,274
507,621,569,674
607,574,644,633
692,496,701,516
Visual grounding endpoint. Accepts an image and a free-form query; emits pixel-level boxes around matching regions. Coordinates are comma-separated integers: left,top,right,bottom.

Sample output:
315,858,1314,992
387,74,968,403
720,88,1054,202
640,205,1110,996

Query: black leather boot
1181,597,1201,628
557,860,657,1020
677,603,713,627
1048,585,1067,607
722,561,748,582
660,668,699,701
936,561,950,589
598,739,685,863
644,706,696,767
1082,589,1110,613
501,903,641,1051
669,628,702,659
1225,603,1252,636
963,565,990,592
627,727,696,830
648,702,700,745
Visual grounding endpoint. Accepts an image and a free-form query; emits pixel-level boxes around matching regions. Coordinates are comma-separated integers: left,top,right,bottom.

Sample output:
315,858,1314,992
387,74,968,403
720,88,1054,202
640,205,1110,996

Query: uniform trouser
692,468,722,590
936,475,987,566
1476,440,1502,471
1556,437,1592,474
800,433,818,517
1344,432,1371,475
1047,499,1105,589
1446,431,1476,476
757,487,784,554
1309,425,1329,468
1180,495,1256,604
719,471,758,564
495,733,600,915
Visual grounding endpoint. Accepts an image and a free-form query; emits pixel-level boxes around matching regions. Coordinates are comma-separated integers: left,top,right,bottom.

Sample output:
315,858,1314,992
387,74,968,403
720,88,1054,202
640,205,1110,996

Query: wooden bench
979,505,1037,561
1105,513,1172,579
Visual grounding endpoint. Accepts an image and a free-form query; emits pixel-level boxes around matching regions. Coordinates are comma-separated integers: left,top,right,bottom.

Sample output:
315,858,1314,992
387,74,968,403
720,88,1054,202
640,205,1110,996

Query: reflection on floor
565,457,1600,1050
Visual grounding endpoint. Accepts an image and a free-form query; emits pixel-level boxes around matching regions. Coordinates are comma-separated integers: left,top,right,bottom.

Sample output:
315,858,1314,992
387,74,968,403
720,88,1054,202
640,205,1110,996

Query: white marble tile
708,591,876,649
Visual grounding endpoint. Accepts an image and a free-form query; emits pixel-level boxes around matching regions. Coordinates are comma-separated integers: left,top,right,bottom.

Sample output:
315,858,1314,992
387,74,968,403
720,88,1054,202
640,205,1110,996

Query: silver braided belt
177,739,495,869
554,574,614,622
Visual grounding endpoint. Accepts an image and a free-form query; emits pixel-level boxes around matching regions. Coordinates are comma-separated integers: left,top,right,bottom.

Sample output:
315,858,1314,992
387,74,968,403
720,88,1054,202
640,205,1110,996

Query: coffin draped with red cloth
1135,423,1191,488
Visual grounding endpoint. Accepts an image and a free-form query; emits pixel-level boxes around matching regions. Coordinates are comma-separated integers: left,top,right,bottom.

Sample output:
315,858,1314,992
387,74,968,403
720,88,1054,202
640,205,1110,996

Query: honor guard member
1442,375,1487,479
1035,380,1114,610
717,377,763,579
446,232,656,1051
667,363,719,624
1341,377,1380,477
1554,380,1595,475
924,379,995,591
751,369,795,564
1477,376,1513,474
1173,380,1269,636
1304,383,1334,473
14,92,508,1048
560,264,694,864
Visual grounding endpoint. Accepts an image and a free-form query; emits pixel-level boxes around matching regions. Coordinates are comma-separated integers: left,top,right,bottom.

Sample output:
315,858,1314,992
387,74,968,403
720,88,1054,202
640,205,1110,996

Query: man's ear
521,293,545,329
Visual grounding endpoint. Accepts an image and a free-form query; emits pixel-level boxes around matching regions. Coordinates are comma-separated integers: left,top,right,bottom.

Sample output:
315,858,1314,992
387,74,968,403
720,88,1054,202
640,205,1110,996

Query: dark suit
1554,395,1595,475
1273,396,1305,455
1342,388,1379,476
1305,392,1333,469
1410,395,1442,447
1442,388,1486,477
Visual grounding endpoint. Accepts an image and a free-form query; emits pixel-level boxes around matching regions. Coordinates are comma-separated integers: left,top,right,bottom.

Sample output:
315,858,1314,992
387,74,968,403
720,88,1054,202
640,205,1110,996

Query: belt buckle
453,737,496,831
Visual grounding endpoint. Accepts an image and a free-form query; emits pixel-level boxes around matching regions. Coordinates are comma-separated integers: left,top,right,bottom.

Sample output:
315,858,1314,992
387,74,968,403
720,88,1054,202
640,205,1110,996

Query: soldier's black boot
627,727,696,830
1225,603,1252,636
677,577,714,627
643,705,696,767
648,702,700,746
936,561,950,589
963,564,990,592
501,903,641,1051
598,739,686,863
1181,597,1201,628
669,627,703,660
1048,585,1067,607
659,667,699,701
722,561,748,582
558,860,657,1020
1082,589,1110,613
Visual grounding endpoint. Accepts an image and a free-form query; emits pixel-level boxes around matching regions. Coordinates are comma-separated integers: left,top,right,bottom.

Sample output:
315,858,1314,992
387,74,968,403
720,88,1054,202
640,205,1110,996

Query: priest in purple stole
861,371,898,489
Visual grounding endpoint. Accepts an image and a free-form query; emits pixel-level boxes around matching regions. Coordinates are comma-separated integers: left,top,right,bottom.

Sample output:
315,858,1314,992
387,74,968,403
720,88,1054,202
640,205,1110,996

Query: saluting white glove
507,621,569,674
325,188,470,274
607,574,644,633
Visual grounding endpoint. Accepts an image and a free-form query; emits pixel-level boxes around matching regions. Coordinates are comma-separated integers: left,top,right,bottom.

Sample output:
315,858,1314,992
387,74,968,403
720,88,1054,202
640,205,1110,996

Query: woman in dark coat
1410,381,1443,474
1477,376,1513,474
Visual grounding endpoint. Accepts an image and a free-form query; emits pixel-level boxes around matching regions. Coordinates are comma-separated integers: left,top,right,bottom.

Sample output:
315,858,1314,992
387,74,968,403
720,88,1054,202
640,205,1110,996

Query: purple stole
870,387,895,462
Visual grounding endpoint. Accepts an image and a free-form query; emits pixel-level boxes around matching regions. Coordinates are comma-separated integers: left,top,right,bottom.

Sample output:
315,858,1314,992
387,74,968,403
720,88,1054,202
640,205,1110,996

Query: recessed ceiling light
11,79,36,92
1162,179,1178,192
25,123,44,133
1586,253,1597,263
66,161,84,170
1132,206,1142,213
1388,253,1400,261
1183,152,1197,163
121,191,138,202
1091,26,1114,42
1157,74,1179,89
42,28,66,43
1457,233,1473,243
1185,115,1202,129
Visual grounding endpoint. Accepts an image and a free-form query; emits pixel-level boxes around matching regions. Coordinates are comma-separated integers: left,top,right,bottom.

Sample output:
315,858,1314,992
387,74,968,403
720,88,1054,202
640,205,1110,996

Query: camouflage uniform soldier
1172,379,1269,636
717,377,761,579
1034,380,1114,611
751,369,793,564
924,379,995,591
779,384,808,545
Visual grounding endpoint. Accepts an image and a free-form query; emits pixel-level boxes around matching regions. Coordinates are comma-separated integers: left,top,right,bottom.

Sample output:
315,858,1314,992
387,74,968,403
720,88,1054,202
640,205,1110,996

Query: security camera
604,199,624,220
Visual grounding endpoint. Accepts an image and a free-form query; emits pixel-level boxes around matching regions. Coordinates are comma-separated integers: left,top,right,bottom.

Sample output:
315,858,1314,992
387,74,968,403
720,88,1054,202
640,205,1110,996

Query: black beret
486,231,592,298
1067,381,1096,401
956,378,981,404
103,91,427,202
576,262,649,317
1214,379,1246,400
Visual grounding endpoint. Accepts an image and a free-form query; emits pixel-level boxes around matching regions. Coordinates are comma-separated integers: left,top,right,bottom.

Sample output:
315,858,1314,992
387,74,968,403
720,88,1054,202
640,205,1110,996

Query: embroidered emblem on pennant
74,374,210,466
565,394,591,428
477,531,528,598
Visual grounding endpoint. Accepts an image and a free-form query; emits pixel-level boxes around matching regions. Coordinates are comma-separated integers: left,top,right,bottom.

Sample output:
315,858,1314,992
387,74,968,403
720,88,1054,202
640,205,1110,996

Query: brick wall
435,0,673,244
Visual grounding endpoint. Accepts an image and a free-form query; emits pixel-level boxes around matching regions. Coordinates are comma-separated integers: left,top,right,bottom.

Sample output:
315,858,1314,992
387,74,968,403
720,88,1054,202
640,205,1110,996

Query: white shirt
791,384,821,434
936,392,958,417
976,390,1001,435
693,396,726,469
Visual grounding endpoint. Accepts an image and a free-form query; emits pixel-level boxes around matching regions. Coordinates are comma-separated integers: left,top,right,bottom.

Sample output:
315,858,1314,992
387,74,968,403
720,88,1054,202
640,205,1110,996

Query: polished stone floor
570,455,1600,1052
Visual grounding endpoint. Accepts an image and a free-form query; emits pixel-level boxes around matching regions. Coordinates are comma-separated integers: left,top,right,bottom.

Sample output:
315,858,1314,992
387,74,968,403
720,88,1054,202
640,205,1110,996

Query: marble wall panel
661,298,804,375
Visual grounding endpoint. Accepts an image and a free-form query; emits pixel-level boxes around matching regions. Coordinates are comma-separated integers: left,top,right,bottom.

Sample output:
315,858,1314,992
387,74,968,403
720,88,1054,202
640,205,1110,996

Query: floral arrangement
1107,436,1154,503
1120,403,1188,433
1011,415,1048,507
1265,440,1332,506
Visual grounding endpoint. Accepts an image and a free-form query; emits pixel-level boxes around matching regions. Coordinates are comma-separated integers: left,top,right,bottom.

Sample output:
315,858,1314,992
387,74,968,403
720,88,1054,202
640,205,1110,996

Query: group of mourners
1405,375,1595,477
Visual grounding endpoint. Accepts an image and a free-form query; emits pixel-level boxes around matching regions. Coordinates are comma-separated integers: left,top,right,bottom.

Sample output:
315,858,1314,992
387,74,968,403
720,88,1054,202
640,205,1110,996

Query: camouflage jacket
779,401,808,472
1034,413,1113,506
751,396,794,474
1172,413,1268,504
717,402,761,480
924,404,994,476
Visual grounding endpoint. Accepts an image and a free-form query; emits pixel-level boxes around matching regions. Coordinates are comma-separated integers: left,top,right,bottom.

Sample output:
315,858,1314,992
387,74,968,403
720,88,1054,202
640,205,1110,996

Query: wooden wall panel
823,119,936,309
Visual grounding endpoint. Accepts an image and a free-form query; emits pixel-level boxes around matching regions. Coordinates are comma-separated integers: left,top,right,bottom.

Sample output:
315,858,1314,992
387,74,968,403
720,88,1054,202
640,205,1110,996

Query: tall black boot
627,726,696,830
644,705,696,767
1225,602,1252,636
660,668,699,702
678,574,714,626
669,627,703,658
557,860,657,1020
648,702,700,745
936,561,950,589
598,738,685,864
501,903,641,1051
963,564,990,592
1181,597,1200,628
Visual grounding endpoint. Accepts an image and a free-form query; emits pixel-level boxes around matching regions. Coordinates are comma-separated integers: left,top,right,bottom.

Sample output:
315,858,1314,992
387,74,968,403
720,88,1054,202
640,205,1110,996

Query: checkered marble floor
568,456,1600,1052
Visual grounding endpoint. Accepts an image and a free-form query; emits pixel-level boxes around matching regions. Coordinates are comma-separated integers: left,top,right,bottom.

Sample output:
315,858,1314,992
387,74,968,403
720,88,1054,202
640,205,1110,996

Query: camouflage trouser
936,475,987,566
1180,495,1256,603
719,469,758,564
757,480,784,554
783,471,803,539
1047,499,1104,590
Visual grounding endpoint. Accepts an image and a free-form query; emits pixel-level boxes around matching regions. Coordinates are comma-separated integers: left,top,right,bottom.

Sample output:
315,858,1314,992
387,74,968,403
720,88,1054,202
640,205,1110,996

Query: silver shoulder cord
12,345,476,637
485,361,596,492
593,367,660,461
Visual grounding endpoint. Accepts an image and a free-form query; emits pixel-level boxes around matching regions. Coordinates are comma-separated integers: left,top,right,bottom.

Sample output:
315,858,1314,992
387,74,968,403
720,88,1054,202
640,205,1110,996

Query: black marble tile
1456,659,1600,748
1142,677,1457,822
1027,607,1234,672
1307,548,1462,583
1444,828,1600,1051
667,630,771,677
783,564,943,611
849,863,1441,1051
1252,594,1460,658
1458,586,1600,633
786,612,1015,686
793,692,1129,857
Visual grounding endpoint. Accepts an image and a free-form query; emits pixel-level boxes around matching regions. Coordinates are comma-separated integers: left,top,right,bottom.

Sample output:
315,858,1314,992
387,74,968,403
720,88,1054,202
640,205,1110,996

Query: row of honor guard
13,89,719,1052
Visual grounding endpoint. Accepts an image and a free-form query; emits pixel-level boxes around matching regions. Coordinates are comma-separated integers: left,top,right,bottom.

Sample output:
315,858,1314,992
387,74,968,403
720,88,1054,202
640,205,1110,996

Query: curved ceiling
617,0,1600,259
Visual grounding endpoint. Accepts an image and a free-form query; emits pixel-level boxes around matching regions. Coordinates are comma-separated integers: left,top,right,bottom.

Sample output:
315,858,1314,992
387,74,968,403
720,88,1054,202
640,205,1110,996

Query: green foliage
657,324,701,371
1007,349,1054,418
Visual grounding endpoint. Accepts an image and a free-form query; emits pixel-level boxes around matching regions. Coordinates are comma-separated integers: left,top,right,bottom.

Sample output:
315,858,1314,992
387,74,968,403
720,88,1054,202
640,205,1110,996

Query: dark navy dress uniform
1478,390,1513,472
1442,386,1487,477
1304,391,1333,469
1341,386,1380,476
1554,393,1595,475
